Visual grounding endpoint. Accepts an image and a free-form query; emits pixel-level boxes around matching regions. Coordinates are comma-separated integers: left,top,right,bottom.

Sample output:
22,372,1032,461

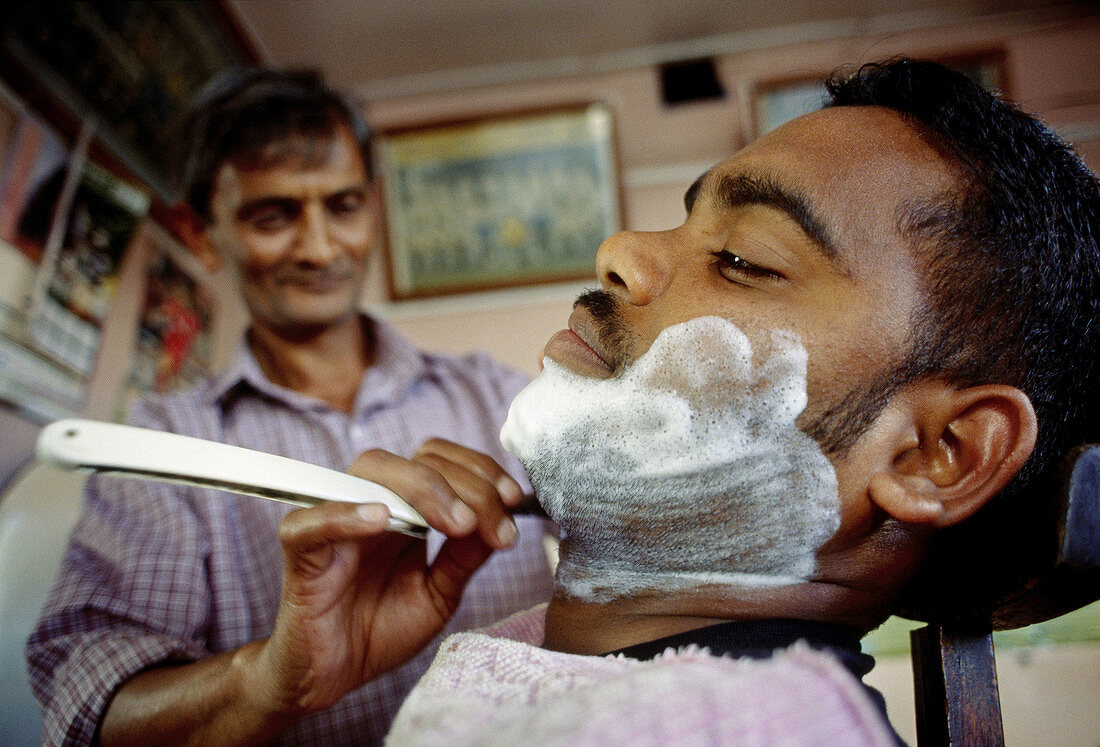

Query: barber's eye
709,250,779,283
248,206,298,232
326,190,366,218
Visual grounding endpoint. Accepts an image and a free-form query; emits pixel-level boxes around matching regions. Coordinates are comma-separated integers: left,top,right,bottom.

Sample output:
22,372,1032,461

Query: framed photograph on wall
376,103,622,299
750,51,1006,140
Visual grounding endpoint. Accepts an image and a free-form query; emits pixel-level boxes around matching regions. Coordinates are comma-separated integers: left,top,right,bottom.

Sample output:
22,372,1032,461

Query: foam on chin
500,316,840,602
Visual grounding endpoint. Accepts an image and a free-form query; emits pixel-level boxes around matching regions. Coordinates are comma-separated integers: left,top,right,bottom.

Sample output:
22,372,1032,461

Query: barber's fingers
277,500,393,578
412,440,521,549
412,451,518,550
414,439,525,507
348,449,513,548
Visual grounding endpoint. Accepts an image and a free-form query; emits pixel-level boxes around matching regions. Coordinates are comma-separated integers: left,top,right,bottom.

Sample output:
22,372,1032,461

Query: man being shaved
379,58,1099,742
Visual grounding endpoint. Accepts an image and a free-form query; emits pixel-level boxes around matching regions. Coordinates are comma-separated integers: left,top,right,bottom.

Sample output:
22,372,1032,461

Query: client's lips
542,306,615,379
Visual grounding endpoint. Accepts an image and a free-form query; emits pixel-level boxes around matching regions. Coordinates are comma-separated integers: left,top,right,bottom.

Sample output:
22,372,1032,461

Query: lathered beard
500,316,840,602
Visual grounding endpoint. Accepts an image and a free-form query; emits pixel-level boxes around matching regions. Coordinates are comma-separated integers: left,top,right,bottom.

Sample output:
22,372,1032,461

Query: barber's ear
867,383,1037,528
168,202,220,272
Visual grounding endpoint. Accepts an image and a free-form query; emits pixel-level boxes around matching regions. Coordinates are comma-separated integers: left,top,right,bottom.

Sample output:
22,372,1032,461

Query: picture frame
376,103,623,299
750,50,1007,140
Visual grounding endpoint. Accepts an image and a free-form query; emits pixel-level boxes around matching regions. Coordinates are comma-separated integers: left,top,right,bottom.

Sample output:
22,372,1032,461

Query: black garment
604,618,906,745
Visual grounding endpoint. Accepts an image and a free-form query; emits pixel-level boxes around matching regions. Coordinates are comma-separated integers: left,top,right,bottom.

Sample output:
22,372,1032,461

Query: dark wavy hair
814,59,1100,620
170,67,372,221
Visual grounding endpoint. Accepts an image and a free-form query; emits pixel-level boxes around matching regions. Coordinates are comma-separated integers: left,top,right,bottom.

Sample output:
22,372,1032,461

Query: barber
26,68,555,745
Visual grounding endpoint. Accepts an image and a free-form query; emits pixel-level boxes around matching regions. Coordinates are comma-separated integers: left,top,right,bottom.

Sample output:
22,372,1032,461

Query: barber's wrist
231,639,306,734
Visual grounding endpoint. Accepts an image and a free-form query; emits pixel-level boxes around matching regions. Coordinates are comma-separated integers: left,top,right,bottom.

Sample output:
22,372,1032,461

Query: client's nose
596,230,671,306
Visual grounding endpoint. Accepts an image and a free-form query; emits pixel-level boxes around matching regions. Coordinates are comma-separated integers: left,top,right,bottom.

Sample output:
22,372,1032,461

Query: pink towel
386,605,898,745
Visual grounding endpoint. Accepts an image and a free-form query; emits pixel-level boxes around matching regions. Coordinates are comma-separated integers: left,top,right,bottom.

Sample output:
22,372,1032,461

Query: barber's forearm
98,640,301,747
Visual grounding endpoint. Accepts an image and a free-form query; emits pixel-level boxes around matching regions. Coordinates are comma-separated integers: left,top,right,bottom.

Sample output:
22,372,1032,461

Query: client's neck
541,579,890,655
540,513,927,655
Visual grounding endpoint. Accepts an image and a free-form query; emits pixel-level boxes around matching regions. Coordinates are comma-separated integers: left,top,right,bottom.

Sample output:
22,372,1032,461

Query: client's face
502,107,960,601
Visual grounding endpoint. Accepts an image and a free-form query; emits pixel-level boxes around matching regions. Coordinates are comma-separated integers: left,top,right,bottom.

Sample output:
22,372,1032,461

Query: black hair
170,67,372,221
821,59,1100,620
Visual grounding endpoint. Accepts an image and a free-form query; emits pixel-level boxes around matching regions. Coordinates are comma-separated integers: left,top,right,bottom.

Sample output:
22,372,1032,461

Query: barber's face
204,124,374,335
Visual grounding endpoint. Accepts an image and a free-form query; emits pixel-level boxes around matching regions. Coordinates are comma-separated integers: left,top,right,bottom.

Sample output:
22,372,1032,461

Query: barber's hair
823,58,1100,620
170,67,372,220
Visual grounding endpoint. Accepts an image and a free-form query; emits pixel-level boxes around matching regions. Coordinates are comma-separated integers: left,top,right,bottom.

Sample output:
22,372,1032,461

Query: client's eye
709,250,780,283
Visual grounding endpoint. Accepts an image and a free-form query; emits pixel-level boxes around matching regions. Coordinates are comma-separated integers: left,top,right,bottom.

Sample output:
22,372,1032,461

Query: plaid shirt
26,318,555,745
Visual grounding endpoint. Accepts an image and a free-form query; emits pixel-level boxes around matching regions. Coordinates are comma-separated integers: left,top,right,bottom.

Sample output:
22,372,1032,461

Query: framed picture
750,51,1006,140
377,103,622,299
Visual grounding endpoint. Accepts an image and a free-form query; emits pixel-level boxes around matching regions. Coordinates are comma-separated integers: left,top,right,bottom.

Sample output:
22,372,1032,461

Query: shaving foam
500,316,840,602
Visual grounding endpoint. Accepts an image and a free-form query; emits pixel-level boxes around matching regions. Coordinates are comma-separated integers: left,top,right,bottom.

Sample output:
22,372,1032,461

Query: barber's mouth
542,307,615,379
282,273,352,293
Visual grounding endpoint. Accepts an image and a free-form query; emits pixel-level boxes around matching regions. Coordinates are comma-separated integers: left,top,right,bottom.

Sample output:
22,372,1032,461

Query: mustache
574,289,634,372
272,262,356,285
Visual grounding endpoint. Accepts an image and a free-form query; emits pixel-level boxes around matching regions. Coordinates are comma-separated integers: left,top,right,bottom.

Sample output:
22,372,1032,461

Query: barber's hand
244,441,524,717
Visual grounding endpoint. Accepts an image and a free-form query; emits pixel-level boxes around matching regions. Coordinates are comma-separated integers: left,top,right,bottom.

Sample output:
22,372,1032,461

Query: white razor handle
36,418,429,537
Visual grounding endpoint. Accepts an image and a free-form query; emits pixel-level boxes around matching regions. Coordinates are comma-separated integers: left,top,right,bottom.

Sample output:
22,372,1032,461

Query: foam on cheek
500,316,840,602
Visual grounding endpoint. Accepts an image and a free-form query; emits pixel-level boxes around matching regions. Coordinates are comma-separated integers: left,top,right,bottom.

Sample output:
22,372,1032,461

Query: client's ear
867,383,1037,528
168,202,220,272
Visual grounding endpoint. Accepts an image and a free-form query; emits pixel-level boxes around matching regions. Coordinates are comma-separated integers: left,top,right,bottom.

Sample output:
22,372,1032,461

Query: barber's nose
596,230,671,306
296,202,337,263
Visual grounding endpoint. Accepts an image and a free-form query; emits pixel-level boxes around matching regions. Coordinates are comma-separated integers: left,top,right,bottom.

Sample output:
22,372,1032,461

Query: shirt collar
205,315,430,417
353,317,427,414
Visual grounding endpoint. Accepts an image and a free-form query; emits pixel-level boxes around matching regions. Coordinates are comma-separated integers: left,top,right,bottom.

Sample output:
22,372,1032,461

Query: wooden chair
909,445,1100,745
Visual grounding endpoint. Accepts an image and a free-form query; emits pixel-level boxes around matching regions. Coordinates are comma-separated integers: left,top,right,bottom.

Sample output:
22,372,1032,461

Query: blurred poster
131,250,213,394
25,159,150,375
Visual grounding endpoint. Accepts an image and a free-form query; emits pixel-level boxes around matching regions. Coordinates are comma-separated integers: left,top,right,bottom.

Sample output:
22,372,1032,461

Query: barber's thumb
279,501,391,557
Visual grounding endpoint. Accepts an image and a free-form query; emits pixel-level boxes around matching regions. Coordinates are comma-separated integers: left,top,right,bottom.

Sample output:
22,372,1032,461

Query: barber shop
0,2,1097,745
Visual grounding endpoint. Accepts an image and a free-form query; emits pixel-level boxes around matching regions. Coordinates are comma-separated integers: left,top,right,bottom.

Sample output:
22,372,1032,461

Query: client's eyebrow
684,172,707,214
686,171,843,266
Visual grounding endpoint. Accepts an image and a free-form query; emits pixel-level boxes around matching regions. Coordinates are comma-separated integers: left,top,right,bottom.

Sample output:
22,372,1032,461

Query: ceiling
226,0,1082,98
